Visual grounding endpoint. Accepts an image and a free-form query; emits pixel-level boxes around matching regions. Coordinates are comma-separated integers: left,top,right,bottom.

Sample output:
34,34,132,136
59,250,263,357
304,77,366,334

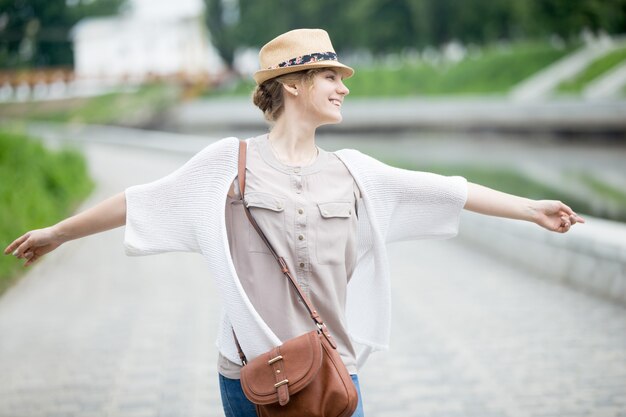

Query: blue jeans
219,373,365,417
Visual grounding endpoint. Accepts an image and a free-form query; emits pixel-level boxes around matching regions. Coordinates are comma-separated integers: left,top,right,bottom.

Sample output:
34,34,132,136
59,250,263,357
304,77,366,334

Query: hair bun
253,83,273,114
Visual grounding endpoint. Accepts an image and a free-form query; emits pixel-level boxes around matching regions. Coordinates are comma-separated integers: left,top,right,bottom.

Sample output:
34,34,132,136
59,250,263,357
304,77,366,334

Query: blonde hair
252,68,324,122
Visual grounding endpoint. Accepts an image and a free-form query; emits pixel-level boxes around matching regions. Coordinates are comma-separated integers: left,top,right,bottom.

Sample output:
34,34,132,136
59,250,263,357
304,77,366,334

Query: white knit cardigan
124,137,467,368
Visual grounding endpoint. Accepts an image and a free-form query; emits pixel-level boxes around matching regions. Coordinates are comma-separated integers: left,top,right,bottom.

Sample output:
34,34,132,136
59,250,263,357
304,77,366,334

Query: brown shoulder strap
238,140,247,198
233,140,336,365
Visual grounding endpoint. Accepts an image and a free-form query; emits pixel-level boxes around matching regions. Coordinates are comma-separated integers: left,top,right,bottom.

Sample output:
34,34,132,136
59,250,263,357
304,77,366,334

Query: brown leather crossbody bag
232,140,359,417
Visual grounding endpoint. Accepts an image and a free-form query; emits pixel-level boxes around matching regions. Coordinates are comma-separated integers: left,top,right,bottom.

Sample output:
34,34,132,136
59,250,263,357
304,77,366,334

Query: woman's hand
3,192,126,267
465,183,585,233
4,227,64,267
530,200,585,233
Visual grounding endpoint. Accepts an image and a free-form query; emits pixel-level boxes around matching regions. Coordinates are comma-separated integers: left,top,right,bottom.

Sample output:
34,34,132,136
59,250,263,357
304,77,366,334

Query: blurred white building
71,0,225,84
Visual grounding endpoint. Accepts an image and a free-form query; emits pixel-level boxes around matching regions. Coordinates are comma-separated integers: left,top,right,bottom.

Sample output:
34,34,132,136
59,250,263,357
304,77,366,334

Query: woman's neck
268,117,318,166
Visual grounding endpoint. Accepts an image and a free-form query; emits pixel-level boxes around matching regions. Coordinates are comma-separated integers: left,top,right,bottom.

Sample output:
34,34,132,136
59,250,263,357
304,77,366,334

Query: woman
4,29,584,417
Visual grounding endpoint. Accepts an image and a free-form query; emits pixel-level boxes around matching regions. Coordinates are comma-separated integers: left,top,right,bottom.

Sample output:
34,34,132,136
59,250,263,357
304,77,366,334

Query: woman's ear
282,82,299,97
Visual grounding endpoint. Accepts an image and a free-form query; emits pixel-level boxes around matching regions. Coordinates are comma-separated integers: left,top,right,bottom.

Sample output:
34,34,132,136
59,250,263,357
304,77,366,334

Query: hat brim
253,60,354,85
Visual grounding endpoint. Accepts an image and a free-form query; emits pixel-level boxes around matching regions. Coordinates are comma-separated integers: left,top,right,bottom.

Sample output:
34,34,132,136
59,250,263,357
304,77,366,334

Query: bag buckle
274,379,289,388
268,355,284,365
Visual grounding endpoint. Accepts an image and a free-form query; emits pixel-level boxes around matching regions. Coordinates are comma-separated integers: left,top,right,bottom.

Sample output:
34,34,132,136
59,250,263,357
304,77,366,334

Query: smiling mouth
330,99,342,107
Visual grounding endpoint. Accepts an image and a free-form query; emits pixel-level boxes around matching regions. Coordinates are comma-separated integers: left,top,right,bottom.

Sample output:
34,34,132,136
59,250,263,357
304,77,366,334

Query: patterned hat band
268,51,338,70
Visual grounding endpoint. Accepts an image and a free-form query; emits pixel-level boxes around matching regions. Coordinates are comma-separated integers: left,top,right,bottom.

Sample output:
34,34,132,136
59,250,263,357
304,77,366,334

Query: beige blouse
218,134,361,378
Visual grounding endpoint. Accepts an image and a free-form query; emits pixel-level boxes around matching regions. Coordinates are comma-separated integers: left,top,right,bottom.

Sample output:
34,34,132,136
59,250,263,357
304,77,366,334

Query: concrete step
509,36,620,102
584,60,626,100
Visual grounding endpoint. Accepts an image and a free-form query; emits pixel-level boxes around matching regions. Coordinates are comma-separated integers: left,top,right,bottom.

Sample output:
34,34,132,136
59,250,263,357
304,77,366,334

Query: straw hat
253,28,354,85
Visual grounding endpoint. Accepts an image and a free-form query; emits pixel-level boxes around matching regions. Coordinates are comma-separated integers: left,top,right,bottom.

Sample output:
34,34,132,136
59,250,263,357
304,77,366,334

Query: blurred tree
405,0,576,45
0,0,125,69
203,0,626,66
204,0,238,66
345,0,414,52
523,0,626,38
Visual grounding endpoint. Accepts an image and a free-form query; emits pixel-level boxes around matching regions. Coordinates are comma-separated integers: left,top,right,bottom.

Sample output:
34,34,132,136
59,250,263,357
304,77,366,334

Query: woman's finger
14,237,35,258
558,201,586,224
23,248,41,267
4,233,30,255
558,215,571,232
24,255,37,267
559,201,575,216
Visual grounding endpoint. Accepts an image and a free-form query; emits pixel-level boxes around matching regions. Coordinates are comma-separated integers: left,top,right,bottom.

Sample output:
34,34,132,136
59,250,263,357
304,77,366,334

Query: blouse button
299,262,305,268
298,208,304,214
298,235,304,241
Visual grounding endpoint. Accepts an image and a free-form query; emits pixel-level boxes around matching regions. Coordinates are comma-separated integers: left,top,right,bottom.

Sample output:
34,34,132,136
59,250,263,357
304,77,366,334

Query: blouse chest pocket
244,192,286,254
315,201,354,265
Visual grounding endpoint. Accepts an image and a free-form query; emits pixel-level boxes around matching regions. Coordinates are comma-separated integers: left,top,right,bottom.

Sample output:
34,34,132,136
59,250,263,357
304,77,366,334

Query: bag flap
240,331,323,405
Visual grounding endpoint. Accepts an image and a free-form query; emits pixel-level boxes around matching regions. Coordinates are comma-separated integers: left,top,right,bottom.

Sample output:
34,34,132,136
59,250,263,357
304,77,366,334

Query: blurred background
1,1,625,416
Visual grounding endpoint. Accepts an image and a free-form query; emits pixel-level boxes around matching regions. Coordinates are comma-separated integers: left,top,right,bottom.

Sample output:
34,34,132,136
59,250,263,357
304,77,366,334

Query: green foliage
0,130,93,294
558,47,626,93
203,0,626,67
403,0,528,47
0,0,125,68
526,0,626,39
204,0,238,65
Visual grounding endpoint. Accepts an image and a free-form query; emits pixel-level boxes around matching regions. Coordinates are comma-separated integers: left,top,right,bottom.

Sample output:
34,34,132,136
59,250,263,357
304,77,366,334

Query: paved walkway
1,140,625,417
362,239,626,417
509,37,618,102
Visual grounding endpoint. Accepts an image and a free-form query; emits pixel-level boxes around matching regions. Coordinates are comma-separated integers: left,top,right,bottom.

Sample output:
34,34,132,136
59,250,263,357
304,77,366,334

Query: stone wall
459,211,626,306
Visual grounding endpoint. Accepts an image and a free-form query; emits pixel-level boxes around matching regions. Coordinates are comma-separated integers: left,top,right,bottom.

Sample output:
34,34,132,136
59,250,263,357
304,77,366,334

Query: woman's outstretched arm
464,182,585,233
4,191,127,266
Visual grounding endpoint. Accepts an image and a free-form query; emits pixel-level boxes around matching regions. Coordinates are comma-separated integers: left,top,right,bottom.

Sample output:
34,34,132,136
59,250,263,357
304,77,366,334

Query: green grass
577,174,626,205
0,130,94,295
204,40,576,97
560,171,626,220
558,47,626,93
204,79,256,98
347,41,576,96
0,83,180,125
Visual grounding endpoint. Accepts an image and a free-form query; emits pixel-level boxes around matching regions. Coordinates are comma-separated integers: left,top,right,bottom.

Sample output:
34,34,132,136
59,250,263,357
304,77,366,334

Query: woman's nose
338,80,350,96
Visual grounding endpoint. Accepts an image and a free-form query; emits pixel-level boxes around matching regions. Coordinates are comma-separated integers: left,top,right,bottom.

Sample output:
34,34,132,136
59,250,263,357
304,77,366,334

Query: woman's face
299,69,350,126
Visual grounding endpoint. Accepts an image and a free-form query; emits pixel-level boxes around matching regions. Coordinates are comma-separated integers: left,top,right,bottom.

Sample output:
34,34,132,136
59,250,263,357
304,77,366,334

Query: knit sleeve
387,167,467,242
124,138,234,256
342,150,467,243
